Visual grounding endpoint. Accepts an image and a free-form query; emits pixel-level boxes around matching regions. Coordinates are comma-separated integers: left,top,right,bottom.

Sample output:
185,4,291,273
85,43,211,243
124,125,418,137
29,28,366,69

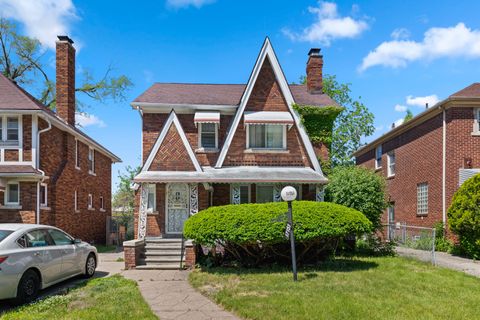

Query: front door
166,183,190,234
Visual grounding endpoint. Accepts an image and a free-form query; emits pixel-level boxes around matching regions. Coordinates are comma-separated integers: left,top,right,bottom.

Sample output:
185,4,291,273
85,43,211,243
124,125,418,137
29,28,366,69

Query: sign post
281,186,298,282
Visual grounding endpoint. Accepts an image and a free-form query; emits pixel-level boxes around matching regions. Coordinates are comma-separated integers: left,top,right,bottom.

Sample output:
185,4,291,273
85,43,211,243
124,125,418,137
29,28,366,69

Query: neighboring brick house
130,38,335,247
0,36,121,244
354,83,480,230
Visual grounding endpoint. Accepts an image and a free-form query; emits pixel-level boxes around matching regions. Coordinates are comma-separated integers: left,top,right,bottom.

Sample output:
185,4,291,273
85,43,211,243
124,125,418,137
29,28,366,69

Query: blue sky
2,0,480,189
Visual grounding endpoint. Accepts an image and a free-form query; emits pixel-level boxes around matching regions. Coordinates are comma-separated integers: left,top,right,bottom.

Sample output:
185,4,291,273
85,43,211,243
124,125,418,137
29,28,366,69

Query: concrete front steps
138,238,185,270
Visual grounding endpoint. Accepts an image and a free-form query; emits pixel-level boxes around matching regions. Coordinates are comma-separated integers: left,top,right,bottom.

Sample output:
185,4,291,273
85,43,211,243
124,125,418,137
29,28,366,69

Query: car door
23,229,62,286
48,229,81,276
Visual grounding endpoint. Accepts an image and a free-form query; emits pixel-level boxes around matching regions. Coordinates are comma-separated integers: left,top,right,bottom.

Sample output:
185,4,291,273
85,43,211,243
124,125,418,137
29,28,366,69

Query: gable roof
0,74,121,162
214,37,323,173
133,83,335,108
141,110,202,173
450,83,480,98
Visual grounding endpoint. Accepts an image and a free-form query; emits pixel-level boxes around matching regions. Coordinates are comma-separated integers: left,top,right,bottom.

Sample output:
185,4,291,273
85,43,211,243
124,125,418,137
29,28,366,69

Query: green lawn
94,245,117,253
189,256,480,320
2,275,156,320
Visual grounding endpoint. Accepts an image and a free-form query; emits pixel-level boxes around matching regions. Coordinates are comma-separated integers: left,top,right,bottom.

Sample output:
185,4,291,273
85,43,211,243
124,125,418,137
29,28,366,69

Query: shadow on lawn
201,258,379,277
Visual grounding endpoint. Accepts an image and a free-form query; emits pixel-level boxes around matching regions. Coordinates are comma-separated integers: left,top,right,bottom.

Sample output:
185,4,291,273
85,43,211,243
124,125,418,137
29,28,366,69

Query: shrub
326,166,387,229
184,201,372,267
448,174,480,258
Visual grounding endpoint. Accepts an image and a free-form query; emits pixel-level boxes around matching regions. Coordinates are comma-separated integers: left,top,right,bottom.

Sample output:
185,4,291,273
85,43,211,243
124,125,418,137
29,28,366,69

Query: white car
0,224,98,304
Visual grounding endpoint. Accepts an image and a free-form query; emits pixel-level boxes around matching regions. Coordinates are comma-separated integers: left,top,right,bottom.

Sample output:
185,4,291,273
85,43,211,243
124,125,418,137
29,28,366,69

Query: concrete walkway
396,247,480,277
122,269,239,320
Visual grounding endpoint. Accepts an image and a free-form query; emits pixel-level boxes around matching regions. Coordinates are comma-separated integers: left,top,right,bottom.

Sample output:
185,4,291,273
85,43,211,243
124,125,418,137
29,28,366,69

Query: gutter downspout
442,107,447,228
36,115,52,224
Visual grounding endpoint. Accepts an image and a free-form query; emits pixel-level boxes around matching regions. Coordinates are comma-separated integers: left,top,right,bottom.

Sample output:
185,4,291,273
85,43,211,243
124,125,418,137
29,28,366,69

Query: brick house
126,38,335,268
0,36,121,244
354,83,480,230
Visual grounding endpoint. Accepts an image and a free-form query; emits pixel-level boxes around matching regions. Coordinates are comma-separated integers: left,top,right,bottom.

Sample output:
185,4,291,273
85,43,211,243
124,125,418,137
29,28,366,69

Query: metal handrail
179,232,185,269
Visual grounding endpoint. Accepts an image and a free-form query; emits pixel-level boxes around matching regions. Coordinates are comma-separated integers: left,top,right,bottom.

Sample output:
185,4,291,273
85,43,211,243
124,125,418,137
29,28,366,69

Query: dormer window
194,112,220,151
0,116,20,145
244,111,293,150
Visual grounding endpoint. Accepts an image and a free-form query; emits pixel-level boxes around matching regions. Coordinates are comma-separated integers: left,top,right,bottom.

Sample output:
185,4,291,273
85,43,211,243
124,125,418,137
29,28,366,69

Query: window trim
246,124,287,150
88,193,93,210
146,184,156,213
417,182,429,216
88,147,95,175
100,196,105,212
255,184,275,203
40,183,48,207
0,115,22,147
387,151,395,177
75,139,80,169
230,184,251,204
197,123,218,150
5,182,20,205
375,145,382,169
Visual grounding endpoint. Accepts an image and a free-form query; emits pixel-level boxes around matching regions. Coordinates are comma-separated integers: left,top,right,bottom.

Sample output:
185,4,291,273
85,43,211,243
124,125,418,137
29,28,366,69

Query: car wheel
84,254,96,278
15,269,40,305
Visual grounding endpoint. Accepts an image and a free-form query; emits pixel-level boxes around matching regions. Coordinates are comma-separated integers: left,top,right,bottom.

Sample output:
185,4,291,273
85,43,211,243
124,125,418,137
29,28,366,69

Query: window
387,151,395,177
375,145,382,169
6,117,19,141
75,139,80,168
256,185,274,203
6,182,19,205
474,108,480,134
100,196,104,210
88,148,95,174
88,194,93,210
248,124,285,149
0,230,13,244
387,204,395,223
74,190,78,211
24,229,51,247
48,229,73,245
0,116,20,144
147,184,156,212
40,183,47,207
231,185,251,204
199,123,217,149
417,183,429,215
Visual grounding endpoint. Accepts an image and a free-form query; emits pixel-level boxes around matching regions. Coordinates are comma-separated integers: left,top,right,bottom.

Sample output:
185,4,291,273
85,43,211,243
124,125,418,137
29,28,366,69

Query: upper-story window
88,147,95,174
473,108,480,135
375,145,382,169
387,151,395,177
417,182,429,216
75,139,80,169
198,123,218,149
6,182,19,205
0,116,20,145
247,124,286,149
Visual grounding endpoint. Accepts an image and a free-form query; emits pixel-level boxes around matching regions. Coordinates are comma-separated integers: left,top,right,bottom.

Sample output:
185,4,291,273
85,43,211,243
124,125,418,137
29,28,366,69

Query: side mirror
73,239,82,244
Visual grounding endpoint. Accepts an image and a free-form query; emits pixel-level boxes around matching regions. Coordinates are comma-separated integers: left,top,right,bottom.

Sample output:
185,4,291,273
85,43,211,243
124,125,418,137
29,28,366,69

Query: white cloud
391,28,410,40
393,118,404,127
394,104,407,112
282,1,369,46
75,113,106,128
0,0,78,50
166,0,215,9
360,23,480,71
406,94,440,108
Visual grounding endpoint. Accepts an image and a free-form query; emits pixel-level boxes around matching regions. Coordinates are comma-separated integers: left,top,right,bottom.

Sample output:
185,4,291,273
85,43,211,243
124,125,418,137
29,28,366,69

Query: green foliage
433,222,454,253
404,109,414,122
184,201,372,266
299,74,375,166
0,18,133,112
355,235,396,256
448,174,480,258
326,166,387,229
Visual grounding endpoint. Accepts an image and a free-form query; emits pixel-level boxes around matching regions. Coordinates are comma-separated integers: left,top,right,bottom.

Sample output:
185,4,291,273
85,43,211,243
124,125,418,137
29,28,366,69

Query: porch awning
134,166,327,184
194,111,220,125
0,165,45,180
244,111,294,125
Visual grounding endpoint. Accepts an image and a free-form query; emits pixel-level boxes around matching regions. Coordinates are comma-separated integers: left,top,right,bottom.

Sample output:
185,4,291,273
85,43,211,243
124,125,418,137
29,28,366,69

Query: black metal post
287,201,298,281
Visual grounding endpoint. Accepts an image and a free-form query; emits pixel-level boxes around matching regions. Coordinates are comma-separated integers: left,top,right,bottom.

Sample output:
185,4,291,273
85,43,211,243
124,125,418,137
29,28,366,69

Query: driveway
0,251,125,313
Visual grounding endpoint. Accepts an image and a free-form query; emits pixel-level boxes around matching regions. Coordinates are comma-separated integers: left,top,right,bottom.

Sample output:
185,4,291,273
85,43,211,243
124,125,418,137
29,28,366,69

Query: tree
325,166,387,230
301,75,375,166
112,166,141,240
404,109,414,122
0,18,132,112
448,174,480,258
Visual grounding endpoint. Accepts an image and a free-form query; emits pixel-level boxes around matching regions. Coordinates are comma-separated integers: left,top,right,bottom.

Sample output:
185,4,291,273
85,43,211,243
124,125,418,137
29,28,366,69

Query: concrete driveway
0,251,125,313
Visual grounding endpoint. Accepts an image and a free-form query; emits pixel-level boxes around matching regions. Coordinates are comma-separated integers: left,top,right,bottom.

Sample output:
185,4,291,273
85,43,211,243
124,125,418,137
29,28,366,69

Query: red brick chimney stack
56,35,76,126
306,48,323,94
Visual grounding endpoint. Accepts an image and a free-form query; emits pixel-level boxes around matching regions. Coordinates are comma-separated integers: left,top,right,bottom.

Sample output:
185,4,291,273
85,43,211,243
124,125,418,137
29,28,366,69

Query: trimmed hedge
448,174,480,258
184,201,372,266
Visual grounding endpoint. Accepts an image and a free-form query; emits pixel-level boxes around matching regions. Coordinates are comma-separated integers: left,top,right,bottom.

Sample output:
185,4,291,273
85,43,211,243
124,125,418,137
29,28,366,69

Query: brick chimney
306,48,323,94
56,35,76,125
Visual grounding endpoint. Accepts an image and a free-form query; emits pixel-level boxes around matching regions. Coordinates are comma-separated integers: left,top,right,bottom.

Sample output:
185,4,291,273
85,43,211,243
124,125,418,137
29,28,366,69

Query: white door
166,183,190,234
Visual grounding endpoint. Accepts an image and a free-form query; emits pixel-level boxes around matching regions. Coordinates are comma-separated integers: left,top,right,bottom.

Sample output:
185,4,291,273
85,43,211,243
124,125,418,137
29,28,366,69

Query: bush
326,166,387,229
433,222,453,253
448,174,480,258
184,201,372,267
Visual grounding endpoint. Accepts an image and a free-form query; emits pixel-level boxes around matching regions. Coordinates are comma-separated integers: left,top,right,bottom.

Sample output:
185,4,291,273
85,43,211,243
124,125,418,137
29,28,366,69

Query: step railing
179,232,185,269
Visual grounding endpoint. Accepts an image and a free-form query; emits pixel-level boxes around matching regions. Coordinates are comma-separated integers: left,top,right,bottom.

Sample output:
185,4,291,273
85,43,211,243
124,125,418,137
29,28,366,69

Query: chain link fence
385,223,436,265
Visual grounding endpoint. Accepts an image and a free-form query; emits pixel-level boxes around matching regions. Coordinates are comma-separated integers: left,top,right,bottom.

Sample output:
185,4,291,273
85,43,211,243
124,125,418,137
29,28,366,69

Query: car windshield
0,230,13,243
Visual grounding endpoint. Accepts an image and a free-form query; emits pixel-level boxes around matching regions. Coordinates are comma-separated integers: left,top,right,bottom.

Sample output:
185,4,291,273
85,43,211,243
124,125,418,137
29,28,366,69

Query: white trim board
214,37,323,174
141,110,202,173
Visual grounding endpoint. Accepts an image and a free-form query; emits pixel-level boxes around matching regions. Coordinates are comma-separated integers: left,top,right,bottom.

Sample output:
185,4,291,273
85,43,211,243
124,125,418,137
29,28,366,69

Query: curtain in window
201,123,216,148
266,125,283,148
256,185,274,203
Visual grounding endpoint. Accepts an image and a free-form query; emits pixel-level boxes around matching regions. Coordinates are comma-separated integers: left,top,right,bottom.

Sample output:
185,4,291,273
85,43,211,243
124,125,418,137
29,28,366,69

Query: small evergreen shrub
448,174,480,258
184,201,372,267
